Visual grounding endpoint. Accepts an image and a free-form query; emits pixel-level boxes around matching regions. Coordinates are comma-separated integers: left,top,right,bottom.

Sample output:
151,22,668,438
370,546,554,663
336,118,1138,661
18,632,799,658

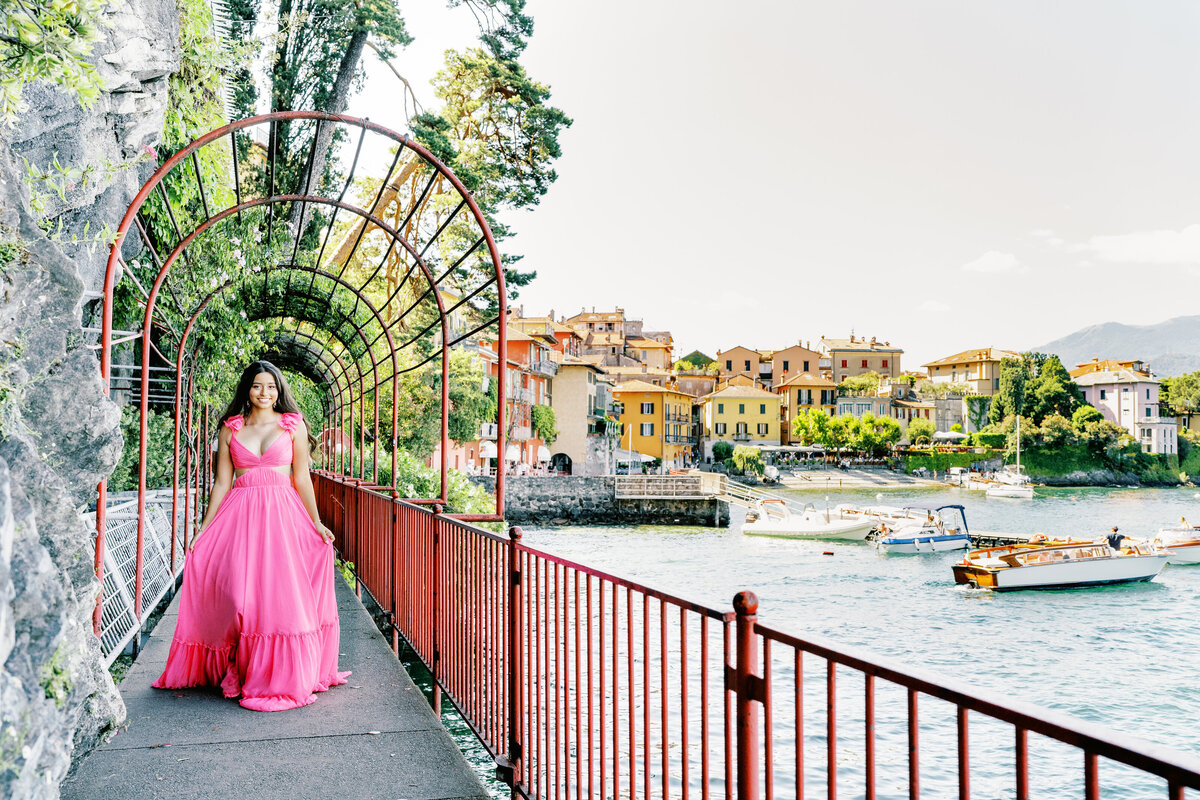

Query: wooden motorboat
952,535,1167,590
742,499,877,541
874,505,972,554
1158,519,1200,565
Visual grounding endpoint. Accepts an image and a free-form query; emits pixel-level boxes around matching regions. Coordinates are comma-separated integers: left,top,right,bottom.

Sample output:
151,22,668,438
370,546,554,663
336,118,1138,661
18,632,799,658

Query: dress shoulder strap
279,412,303,433
223,414,244,432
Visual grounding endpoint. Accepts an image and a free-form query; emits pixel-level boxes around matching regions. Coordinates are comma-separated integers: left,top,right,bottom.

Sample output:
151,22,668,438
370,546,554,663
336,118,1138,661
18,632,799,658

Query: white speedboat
1158,519,1200,565
986,482,1034,499
743,499,877,541
952,535,1167,591
874,505,972,554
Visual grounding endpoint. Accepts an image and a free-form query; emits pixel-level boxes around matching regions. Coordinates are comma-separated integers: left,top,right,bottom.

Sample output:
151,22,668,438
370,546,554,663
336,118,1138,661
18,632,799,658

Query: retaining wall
469,476,730,527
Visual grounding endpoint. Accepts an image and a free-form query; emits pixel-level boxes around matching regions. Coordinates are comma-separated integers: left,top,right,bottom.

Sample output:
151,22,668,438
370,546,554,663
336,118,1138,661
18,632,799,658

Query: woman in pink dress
153,360,350,711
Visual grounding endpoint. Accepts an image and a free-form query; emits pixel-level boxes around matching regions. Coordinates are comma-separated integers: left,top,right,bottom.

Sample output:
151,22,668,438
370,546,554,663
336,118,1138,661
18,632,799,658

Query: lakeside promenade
62,577,489,800
777,465,945,490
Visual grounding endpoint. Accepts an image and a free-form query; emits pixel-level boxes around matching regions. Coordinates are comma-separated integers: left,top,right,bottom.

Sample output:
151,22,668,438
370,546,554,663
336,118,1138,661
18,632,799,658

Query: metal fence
90,489,191,665
313,471,1200,800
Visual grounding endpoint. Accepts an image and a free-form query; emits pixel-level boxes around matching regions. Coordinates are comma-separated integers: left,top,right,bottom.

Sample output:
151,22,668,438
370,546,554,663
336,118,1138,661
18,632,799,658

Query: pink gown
153,412,350,711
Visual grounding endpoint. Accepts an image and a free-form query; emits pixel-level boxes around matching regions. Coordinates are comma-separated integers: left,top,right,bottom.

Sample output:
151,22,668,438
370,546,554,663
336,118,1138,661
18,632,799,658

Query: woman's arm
190,427,234,551
291,418,334,543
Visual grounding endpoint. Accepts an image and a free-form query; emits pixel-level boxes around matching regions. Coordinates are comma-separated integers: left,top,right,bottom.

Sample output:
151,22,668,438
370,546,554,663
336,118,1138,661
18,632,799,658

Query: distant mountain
1033,316,1200,377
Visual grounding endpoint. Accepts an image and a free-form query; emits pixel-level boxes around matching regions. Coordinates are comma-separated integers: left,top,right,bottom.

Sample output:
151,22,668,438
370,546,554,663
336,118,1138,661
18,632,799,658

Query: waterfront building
716,345,769,387
836,394,892,420
1074,366,1178,455
673,366,718,398
611,380,696,469
776,372,837,445
563,307,674,368
701,385,781,459
820,335,903,383
922,347,1019,395
429,326,555,474
549,357,613,475
1069,357,1152,379
603,364,675,388
770,343,824,388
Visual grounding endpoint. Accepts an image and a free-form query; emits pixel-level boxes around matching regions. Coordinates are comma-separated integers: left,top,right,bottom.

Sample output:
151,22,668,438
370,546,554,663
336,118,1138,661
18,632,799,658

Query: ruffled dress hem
153,621,351,712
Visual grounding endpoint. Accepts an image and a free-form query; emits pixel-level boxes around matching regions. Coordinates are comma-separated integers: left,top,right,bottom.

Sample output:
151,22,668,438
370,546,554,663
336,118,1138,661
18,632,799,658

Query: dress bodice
225,413,301,470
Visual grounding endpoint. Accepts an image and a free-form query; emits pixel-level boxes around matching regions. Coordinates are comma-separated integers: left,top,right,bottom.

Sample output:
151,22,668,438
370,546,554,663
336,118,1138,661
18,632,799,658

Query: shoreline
764,467,1196,492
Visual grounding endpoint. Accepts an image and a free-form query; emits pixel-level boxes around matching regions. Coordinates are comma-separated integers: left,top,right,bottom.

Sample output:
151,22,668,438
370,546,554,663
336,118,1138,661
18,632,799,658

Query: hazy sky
346,2,1200,369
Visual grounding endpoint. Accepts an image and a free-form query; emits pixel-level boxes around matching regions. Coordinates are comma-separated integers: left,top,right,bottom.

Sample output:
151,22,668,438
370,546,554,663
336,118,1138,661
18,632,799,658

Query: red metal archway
94,111,510,637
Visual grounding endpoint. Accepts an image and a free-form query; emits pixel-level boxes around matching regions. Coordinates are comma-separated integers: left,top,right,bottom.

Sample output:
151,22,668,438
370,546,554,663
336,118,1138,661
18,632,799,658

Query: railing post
498,525,524,794
431,503,442,715
734,590,761,800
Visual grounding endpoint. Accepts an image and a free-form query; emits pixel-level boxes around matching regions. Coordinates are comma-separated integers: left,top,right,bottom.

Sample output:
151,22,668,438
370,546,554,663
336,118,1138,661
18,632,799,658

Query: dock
62,575,490,800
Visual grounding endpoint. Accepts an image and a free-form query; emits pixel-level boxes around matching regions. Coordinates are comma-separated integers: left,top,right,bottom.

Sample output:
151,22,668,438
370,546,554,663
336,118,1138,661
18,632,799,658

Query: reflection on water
504,486,1200,799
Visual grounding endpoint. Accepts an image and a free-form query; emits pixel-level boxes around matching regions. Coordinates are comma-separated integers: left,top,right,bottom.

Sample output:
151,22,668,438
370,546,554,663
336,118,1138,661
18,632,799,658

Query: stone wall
0,0,181,796
470,476,730,527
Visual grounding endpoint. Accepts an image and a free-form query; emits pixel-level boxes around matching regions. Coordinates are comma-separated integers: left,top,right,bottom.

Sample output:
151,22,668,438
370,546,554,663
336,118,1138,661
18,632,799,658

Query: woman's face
249,371,279,411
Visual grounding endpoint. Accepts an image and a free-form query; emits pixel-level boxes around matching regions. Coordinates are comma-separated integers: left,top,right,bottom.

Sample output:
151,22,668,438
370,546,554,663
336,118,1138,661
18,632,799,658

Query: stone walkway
62,577,490,800
780,467,944,490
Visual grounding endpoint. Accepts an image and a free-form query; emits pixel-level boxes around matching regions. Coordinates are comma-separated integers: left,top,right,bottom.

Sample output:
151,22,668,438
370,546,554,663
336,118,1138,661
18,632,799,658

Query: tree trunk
288,24,370,237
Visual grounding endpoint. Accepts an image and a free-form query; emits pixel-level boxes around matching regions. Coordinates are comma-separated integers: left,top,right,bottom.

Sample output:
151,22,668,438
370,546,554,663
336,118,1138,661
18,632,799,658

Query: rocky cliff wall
0,0,180,796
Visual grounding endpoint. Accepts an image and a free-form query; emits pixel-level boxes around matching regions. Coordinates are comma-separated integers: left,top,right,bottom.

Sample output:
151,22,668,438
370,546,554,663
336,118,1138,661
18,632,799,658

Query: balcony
512,425,533,441
665,434,696,445
479,422,498,440
509,387,534,404
531,359,559,378
733,432,752,441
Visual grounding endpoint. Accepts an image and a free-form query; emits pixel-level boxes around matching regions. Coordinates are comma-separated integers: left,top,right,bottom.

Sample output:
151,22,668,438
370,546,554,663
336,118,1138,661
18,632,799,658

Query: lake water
509,485,1200,799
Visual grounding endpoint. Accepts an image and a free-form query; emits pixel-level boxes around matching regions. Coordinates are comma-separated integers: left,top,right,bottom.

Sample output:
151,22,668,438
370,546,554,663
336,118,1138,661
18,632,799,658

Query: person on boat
1107,526,1126,551
153,360,350,711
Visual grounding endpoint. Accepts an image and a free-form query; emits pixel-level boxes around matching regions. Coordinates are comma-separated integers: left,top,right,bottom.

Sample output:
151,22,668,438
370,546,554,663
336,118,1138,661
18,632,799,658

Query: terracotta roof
893,399,935,409
703,385,780,400
585,332,625,346
777,372,837,389
613,379,687,395
821,337,903,353
1074,370,1159,386
1069,358,1148,379
922,347,1019,369
626,337,672,349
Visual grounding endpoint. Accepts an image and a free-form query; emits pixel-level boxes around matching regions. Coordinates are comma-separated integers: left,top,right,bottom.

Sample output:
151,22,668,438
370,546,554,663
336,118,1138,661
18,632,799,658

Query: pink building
1074,368,1178,455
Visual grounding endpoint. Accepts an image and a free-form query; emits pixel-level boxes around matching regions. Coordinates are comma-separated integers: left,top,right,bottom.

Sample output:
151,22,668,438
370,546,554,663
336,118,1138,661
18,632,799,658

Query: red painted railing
314,472,1200,800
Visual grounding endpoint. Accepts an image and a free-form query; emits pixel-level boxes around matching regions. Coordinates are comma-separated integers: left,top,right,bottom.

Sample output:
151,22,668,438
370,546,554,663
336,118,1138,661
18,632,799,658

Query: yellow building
611,380,695,468
776,372,837,444
922,347,1019,395
702,385,781,458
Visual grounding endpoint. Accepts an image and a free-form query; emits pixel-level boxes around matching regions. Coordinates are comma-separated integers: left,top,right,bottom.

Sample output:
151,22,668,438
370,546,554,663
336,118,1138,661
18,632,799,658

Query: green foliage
964,395,991,431
1,0,107,126
336,558,356,588
974,433,1005,448
790,407,830,446
837,371,881,397
950,423,963,433
852,412,902,456
906,417,935,444
531,403,557,445
731,445,764,476
989,357,1027,424
711,440,733,462
1038,413,1077,449
1161,372,1200,414
109,406,180,493
917,380,972,399
904,451,978,474
676,350,715,369
448,351,489,444
39,643,71,709
1071,405,1103,429
1180,430,1200,477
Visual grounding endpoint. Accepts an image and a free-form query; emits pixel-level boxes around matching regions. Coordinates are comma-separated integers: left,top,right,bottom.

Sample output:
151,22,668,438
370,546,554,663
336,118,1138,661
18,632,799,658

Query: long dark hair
220,360,318,450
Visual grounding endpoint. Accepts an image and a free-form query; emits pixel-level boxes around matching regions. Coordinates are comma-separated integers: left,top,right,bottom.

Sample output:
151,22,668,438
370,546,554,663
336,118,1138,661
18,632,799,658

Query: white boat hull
1162,542,1200,565
991,555,1167,590
742,517,877,541
987,485,1034,499
877,533,972,554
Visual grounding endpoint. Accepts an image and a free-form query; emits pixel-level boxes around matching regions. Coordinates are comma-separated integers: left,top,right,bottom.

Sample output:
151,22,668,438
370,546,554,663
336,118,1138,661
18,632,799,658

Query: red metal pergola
94,111,509,632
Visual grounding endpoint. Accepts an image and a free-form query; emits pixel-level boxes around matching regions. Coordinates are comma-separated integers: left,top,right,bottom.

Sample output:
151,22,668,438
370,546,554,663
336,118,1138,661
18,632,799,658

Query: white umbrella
933,431,970,441
537,445,551,462
505,444,521,461
613,448,654,463
479,441,497,459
